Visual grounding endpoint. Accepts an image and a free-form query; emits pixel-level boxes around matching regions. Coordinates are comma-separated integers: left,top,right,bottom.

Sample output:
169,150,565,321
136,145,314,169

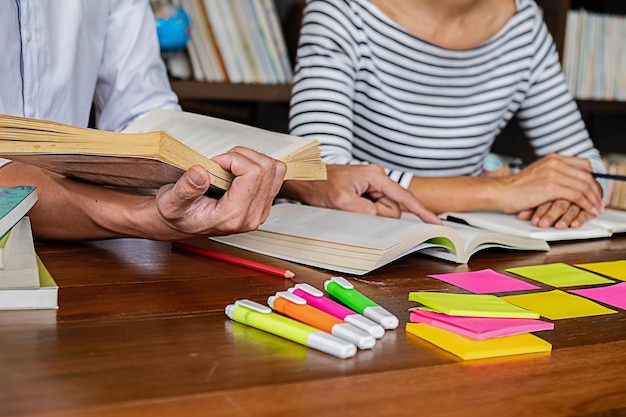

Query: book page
123,109,317,162
441,210,612,241
588,208,626,233
257,204,455,250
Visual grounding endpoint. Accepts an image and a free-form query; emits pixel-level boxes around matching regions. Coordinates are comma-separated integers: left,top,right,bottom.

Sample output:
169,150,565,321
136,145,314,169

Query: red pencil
172,241,296,279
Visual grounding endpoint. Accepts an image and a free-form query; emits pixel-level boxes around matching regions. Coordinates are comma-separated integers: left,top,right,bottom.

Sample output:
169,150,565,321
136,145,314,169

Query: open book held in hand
211,204,549,275
0,110,326,191
440,208,626,241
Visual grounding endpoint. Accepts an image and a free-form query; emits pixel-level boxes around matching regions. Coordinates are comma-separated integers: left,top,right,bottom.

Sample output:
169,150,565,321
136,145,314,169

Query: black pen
508,162,626,182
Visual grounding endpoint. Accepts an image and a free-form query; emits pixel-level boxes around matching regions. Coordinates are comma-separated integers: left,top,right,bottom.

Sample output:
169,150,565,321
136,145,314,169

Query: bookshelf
492,0,626,162
537,0,626,110
168,0,301,131
170,80,291,102
172,1,626,148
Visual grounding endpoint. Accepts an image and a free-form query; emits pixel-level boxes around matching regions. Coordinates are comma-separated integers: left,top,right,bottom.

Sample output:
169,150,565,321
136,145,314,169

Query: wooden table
2,236,626,417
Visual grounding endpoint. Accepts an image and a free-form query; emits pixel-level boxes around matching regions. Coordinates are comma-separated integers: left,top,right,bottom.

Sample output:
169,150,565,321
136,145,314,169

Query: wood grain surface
2,236,625,417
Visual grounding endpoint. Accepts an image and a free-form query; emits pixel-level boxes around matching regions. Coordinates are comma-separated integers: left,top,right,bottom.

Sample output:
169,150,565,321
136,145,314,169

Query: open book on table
440,208,626,241
0,110,326,191
211,204,550,275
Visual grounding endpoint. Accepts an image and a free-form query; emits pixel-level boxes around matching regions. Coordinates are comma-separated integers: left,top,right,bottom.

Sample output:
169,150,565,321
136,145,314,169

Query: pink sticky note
570,282,626,310
409,310,554,340
427,269,540,294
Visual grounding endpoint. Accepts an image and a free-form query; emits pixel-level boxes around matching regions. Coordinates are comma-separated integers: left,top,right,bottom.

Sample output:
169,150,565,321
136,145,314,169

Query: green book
0,185,37,238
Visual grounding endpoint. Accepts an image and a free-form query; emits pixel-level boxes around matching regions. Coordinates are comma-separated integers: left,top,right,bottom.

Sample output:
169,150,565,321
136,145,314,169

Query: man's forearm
0,162,169,240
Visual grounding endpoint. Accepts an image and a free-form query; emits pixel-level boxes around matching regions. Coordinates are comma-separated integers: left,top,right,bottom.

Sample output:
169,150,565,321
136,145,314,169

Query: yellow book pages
406,323,552,360
0,110,326,191
0,114,233,190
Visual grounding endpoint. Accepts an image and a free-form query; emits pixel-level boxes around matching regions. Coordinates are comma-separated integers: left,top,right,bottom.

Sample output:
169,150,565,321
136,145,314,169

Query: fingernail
188,168,206,187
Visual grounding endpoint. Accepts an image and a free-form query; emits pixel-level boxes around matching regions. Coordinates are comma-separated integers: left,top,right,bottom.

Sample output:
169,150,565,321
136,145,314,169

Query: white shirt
0,0,180,132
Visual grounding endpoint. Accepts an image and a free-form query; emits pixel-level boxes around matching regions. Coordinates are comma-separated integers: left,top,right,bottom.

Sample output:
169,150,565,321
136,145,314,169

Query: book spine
260,0,293,82
250,0,285,83
203,0,243,83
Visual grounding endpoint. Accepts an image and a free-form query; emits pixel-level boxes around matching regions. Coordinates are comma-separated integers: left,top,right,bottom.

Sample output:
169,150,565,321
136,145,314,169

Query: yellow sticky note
502,290,618,320
506,262,614,287
406,323,552,360
575,260,626,281
408,292,539,319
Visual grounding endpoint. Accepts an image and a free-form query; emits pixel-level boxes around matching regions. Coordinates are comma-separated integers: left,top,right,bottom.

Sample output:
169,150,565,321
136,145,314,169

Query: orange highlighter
268,291,376,350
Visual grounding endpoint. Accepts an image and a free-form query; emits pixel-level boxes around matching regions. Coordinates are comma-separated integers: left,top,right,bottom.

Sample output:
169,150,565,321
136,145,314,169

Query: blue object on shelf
154,5,190,52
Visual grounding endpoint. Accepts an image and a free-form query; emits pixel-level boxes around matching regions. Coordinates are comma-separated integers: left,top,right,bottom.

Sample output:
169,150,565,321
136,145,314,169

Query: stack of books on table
0,186,58,310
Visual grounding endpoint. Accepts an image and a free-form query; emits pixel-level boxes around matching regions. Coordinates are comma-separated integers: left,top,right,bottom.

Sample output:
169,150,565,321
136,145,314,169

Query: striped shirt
289,0,605,192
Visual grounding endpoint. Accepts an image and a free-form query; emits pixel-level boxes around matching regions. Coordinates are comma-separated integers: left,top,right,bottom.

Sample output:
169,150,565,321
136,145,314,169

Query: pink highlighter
289,283,385,339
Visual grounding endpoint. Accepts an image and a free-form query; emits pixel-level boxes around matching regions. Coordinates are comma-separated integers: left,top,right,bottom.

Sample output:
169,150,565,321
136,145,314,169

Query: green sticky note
408,292,539,319
502,290,618,320
406,323,552,360
575,260,626,281
506,262,614,287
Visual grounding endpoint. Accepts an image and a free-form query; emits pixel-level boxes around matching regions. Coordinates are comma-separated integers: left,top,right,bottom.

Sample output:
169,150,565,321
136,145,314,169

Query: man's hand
156,147,287,236
280,164,441,224
1,149,286,241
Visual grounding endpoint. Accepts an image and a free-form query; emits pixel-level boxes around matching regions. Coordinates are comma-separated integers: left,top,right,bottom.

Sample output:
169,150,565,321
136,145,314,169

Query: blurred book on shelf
603,153,626,210
562,9,626,101
174,0,293,84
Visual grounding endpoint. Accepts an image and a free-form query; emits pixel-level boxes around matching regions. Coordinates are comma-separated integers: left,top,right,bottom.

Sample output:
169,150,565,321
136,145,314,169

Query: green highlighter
324,277,399,330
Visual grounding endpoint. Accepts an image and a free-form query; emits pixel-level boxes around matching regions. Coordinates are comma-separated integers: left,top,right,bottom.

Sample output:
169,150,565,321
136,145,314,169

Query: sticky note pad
574,260,626,281
502,290,618,320
408,292,539,319
506,262,614,287
427,268,540,294
570,282,626,310
409,310,554,340
406,323,552,360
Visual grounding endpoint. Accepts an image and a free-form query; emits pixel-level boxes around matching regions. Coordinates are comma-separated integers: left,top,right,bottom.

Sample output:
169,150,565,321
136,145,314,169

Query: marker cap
364,306,399,330
267,291,306,309
332,323,376,350
225,299,271,319
344,314,385,339
289,283,324,297
307,331,357,359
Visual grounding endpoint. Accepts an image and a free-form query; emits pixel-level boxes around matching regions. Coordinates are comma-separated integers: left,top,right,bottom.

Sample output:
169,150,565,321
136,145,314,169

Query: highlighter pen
289,283,385,339
225,299,357,359
268,291,376,350
324,277,399,330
